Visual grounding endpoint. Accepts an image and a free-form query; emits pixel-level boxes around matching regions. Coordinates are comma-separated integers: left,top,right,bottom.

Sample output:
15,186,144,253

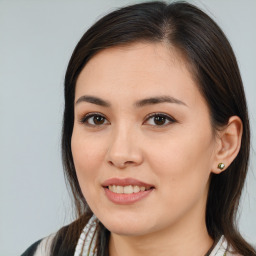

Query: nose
106,126,143,169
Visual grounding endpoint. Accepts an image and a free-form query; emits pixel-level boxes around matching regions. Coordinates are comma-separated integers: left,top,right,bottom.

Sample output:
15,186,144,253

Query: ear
211,116,243,174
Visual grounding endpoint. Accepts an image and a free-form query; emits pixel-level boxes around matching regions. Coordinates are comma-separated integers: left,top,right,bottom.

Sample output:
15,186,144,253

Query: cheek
71,130,106,193
147,127,214,202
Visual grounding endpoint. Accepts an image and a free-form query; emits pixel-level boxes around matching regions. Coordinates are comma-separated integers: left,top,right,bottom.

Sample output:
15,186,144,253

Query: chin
106,224,149,237
98,213,157,237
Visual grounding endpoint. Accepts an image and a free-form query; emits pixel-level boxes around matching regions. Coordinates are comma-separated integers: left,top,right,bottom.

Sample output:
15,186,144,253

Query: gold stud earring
217,163,225,170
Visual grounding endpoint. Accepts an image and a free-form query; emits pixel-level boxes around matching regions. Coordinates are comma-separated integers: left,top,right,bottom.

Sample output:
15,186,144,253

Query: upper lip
102,178,154,189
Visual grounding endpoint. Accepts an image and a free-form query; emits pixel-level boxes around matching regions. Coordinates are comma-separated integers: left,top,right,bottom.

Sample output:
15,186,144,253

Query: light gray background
0,0,255,255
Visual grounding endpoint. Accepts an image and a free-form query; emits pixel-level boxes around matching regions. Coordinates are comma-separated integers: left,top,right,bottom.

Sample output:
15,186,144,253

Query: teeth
116,185,123,194
133,185,140,193
108,185,148,194
140,186,145,191
123,185,133,194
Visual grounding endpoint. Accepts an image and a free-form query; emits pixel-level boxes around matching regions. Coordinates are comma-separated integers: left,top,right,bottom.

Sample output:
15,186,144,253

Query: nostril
108,161,114,166
125,161,134,165
108,160,133,168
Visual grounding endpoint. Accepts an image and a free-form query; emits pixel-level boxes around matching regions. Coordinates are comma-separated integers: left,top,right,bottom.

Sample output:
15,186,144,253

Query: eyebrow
75,95,187,107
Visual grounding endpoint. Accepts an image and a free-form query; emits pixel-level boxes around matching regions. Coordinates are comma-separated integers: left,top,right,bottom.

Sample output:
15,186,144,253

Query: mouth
106,184,153,194
102,178,155,204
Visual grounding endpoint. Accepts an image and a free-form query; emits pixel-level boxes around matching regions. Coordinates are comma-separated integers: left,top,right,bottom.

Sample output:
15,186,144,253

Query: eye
79,112,175,127
79,113,109,127
144,113,176,127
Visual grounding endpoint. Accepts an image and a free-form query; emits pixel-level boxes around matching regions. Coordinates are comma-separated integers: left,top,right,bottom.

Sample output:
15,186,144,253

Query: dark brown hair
51,1,255,255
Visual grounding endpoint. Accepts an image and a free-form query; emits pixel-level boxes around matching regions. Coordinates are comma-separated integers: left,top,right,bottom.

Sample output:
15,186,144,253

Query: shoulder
20,239,42,256
20,233,56,256
21,216,98,256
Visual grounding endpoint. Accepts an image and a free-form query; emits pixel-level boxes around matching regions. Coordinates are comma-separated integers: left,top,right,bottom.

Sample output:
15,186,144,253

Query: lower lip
104,187,154,205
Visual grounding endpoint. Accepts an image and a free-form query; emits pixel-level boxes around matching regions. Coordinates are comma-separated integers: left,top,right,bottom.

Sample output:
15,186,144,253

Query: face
71,42,218,237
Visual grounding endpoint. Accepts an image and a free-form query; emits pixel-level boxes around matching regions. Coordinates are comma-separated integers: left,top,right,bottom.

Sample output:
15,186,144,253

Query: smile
108,185,151,194
102,178,155,204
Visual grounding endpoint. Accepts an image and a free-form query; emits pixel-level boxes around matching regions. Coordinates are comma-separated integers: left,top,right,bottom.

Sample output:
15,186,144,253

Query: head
62,0,250,244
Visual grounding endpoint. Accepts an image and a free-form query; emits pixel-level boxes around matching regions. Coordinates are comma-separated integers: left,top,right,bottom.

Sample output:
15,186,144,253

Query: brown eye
93,115,105,125
80,113,109,126
154,115,166,125
144,113,176,127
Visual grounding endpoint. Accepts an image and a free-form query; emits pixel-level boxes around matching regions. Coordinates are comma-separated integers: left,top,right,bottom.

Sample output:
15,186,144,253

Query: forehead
75,42,202,107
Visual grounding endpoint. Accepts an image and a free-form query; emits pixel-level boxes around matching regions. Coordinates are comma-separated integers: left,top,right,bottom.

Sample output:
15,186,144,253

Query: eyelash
79,112,176,128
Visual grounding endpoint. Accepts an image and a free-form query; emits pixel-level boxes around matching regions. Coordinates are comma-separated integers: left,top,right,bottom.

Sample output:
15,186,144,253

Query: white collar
209,236,228,256
74,215,98,256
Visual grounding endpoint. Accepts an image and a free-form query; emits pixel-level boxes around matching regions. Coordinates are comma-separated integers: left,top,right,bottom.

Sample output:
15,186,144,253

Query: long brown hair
51,1,255,255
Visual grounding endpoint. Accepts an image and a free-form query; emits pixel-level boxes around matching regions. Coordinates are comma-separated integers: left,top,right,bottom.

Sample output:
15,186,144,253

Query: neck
109,210,213,256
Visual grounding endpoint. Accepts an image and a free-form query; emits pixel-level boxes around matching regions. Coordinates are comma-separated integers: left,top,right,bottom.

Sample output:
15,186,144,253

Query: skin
71,42,242,256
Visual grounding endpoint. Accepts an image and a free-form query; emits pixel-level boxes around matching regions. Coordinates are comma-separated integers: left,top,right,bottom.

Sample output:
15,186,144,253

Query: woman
21,1,256,255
